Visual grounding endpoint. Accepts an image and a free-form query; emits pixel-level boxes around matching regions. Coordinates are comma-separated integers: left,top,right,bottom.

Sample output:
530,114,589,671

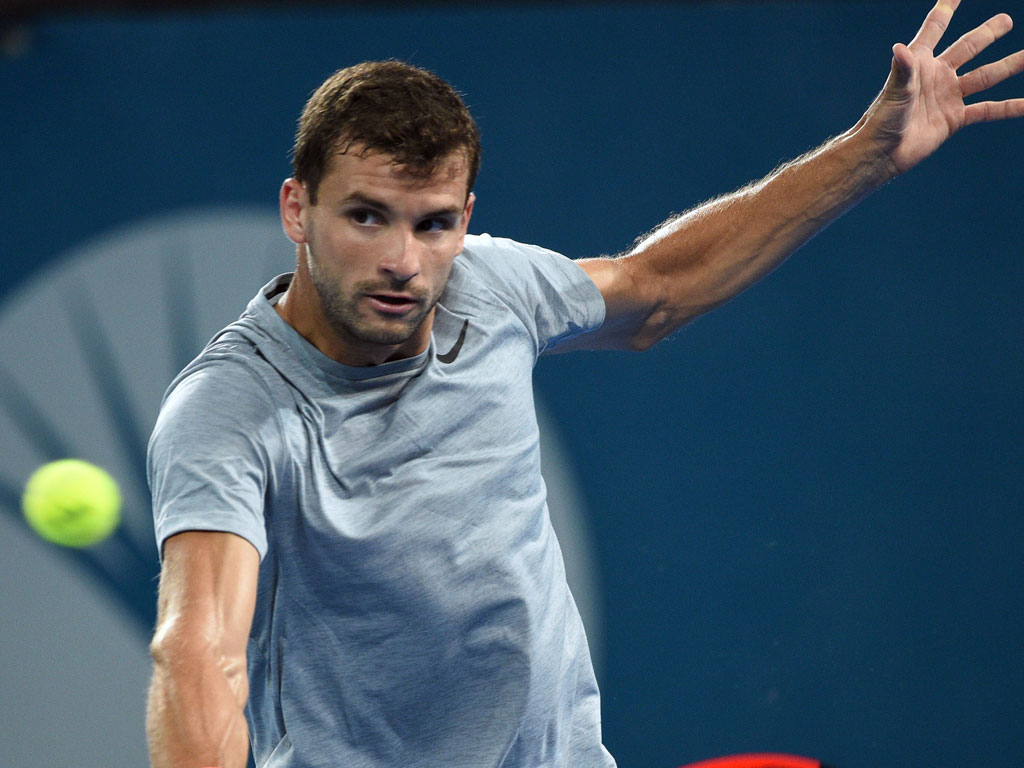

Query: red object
677,754,823,768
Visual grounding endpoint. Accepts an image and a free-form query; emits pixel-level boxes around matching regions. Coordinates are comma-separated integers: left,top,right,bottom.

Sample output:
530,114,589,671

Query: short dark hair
292,60,481,204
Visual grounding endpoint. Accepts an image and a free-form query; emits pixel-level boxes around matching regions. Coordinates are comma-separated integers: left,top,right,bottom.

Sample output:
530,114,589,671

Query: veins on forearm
634,129,892,325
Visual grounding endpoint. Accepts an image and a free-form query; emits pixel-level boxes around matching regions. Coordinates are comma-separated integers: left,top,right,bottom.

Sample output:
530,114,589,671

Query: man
146,2,1023,767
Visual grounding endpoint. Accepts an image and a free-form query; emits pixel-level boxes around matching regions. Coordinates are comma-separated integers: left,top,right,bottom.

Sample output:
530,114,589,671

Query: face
281,147,474,365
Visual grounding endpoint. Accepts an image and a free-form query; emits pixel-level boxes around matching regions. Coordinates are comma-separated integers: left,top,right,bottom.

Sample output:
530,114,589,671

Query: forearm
623,123,896,346
147,637,250,768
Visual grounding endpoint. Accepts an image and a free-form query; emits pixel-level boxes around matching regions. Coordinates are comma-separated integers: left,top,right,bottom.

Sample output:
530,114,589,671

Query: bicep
562,256,661,352
154,531,260,658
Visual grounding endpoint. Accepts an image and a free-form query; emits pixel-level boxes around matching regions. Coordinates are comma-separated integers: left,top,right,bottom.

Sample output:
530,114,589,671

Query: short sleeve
147,355,274,560
458,235,606,354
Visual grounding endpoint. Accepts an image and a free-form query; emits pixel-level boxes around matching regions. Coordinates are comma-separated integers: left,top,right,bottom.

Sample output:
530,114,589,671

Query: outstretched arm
575,0,1024,351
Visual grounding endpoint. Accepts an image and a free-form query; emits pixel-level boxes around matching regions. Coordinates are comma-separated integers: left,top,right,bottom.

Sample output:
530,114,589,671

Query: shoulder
164,336,273,413
448,234,606,352
454,233,592,297
459,233,572,271
150,336,280,459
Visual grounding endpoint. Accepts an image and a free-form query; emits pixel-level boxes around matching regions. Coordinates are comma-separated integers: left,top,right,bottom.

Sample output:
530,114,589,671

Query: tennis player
146,3,1023,766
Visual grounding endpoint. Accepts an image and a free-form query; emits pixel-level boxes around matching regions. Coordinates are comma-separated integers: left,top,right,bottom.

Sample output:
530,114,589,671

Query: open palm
864,0,1024,174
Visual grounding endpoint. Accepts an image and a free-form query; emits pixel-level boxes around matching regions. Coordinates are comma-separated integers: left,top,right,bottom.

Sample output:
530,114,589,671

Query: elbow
149,615,179,668
612,258,700,351
625,331,660,353
149,613,239,671
626,303,694,352
149,618,250,704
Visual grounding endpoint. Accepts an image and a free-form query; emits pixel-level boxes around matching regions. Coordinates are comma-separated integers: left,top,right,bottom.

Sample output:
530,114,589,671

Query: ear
456,192,476,253
280,178,310,244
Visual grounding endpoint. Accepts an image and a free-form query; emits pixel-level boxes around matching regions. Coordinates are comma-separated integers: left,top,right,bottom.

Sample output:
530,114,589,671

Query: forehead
320,146,470,201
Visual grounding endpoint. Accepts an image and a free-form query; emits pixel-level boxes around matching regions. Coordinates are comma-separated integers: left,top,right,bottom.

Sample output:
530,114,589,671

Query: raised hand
861,0,1024,175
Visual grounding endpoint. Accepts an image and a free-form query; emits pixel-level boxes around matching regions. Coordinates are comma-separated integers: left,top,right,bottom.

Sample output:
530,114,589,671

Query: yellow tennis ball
22,459,121,548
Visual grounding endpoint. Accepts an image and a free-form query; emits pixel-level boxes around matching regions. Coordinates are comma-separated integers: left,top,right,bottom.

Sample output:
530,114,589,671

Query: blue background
1,2,1022,766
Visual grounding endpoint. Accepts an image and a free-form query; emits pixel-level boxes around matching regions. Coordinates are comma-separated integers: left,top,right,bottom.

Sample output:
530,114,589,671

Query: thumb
889,43,915,90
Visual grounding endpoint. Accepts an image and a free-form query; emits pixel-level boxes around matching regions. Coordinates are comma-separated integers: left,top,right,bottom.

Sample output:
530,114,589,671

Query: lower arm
147,645,250,768
630,125,896,342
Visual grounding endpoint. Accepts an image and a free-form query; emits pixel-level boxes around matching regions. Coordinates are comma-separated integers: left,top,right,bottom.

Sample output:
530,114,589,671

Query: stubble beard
310,268,440,347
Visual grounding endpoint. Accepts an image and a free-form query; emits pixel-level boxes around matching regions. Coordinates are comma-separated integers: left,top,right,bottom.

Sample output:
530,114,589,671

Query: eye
417,217,455,233
349,209,383,226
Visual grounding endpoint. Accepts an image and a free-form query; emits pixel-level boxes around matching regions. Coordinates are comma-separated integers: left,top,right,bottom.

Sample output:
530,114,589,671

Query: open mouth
366,294,419,314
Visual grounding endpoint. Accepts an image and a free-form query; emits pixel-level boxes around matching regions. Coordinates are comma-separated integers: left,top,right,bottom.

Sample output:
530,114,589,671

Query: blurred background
1,1,1021,766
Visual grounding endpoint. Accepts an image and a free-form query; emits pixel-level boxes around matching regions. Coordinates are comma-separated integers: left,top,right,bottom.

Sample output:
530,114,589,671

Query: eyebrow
340,193,463,219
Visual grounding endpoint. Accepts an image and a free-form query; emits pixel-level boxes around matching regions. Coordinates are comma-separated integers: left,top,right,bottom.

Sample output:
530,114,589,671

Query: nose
379,228,422,282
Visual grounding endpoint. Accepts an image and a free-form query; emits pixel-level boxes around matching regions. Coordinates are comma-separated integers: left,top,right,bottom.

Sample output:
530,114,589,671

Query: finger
942,13,1014,70
960,48,1024,97
964,97,1024,125
891,42,917,89
909,0,961,51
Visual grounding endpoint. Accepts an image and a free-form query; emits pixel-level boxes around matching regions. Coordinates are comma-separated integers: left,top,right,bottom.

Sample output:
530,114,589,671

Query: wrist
836,122,901,187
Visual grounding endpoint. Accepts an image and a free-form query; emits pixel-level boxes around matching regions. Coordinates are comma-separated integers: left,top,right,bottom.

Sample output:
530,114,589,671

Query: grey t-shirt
148,234,614,768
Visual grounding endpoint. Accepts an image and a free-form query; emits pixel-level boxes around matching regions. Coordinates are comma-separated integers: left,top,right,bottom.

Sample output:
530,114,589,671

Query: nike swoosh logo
437,319,469,364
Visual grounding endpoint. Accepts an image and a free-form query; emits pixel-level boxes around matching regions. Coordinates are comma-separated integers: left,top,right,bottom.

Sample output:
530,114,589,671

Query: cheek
313,228,370,270
425,249,458,287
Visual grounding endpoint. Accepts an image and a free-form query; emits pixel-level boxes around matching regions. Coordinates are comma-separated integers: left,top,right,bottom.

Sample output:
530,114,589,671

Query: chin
341,317,423,348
